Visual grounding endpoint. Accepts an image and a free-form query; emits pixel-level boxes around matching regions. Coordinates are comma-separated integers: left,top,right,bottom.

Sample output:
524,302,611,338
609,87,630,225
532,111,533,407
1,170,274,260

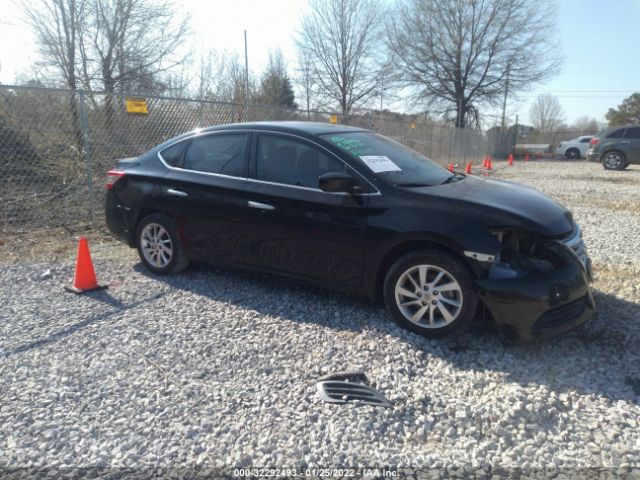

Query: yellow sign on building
329,114,338,124
125,98,149,115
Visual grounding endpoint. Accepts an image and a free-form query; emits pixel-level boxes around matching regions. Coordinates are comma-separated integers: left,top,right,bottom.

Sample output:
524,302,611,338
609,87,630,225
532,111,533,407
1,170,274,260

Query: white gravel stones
0,160,639,474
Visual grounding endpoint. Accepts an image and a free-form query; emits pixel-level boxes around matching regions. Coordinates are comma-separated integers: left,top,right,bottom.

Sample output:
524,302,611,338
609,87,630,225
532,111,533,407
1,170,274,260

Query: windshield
320,132,455,187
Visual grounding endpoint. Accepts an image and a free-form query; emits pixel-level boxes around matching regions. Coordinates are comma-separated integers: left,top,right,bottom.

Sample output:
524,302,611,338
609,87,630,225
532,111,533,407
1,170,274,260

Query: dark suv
106,122,594,343
587,125,640,170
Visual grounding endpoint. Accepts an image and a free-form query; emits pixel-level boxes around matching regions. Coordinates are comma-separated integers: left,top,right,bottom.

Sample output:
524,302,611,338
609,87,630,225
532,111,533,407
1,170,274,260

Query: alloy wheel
140,222,173,268
603,153,623,169
394,264,463,328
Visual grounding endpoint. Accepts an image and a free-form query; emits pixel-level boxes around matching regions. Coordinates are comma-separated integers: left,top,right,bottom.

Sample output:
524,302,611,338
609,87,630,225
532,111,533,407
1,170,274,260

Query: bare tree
24,0,189,95
570,115,601,134
23,0,85,91
529,94,565,133
194,50,218,101
297,0,385,115
387,0,561,128
191,49,258,120
78,0,189,94
293,49,319,119
23,0,86,145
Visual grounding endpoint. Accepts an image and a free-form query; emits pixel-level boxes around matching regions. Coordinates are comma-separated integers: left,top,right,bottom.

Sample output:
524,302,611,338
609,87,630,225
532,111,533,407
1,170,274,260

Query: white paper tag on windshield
359,155,401,173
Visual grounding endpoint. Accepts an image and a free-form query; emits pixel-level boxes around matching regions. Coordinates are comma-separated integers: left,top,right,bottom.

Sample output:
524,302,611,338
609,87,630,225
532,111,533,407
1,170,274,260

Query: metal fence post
78,90,96,225
429,124,434,158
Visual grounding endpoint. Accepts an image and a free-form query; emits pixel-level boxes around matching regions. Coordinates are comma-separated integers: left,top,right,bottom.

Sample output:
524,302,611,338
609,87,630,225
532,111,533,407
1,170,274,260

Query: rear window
607,128,626,138
160,141,187,167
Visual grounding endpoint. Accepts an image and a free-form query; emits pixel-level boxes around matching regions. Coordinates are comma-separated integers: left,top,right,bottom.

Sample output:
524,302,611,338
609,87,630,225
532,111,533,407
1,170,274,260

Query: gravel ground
1,160,639,477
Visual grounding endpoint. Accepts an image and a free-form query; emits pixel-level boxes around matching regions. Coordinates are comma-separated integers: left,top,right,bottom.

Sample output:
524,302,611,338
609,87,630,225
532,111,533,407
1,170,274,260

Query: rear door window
183,133,248,176
607,129,626,138
580,137,592,143
623,127,640,139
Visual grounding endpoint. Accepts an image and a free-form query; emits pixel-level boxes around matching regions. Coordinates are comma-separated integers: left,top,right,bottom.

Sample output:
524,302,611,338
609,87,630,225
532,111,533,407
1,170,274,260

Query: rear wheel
602,151,628,170
565,148,580,160
383,250,478,338
136,213,190,275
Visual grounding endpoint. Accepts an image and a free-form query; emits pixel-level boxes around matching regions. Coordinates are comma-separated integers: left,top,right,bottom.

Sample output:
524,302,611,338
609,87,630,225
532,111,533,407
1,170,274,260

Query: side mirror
319,172,357,193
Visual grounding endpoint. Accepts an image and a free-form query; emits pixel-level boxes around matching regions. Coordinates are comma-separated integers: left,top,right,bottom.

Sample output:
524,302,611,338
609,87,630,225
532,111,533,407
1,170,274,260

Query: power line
534,90,636,93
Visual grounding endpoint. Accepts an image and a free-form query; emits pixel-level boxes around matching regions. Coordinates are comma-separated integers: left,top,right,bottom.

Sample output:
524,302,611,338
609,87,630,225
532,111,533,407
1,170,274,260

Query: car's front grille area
533,295,588,331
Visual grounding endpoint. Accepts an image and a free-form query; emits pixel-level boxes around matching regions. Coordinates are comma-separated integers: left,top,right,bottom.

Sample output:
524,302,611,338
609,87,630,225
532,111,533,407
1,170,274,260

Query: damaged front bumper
475,226,595,343
476,262,595,343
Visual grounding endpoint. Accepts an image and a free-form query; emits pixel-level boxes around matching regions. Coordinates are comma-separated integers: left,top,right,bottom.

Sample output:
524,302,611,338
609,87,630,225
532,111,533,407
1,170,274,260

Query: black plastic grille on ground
316,372,390,407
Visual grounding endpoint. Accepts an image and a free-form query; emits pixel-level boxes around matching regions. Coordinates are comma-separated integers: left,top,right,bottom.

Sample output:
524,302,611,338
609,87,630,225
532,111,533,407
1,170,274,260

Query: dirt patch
557,175,640,185
0,225,125,265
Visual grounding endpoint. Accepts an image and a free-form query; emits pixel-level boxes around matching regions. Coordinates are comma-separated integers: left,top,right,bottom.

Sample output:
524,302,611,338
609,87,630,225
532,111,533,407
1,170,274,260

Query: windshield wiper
441,173,465,185
397,182,435,187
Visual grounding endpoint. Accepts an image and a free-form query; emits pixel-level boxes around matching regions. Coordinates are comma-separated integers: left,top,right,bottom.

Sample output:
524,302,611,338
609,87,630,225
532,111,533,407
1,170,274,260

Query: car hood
409,175,574,237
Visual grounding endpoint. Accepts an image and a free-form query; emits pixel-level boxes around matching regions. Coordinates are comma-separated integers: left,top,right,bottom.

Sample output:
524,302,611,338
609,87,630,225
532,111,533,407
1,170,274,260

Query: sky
0,0,638,127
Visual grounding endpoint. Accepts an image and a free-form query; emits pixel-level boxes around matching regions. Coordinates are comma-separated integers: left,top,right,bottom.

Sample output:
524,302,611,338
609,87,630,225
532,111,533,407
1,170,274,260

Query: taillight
590,137,600,146
106,170,126,189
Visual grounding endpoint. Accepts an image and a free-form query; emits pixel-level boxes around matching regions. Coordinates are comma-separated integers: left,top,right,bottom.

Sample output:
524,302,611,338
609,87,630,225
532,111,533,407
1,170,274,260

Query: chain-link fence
0,85,491,233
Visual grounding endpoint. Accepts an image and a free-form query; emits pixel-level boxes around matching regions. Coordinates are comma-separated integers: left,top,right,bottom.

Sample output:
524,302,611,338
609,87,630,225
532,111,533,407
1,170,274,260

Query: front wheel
383,250,478,338
136,213,190,275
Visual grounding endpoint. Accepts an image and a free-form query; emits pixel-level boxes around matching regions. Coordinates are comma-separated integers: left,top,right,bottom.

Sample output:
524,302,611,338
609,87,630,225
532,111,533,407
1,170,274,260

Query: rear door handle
248,200,275,211
166,188,188,197
621,140,631,144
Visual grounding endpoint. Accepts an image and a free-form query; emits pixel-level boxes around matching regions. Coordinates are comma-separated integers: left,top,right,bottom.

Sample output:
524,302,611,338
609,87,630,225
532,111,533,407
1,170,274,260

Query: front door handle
620,140,631,144
248,200,275,211
166,188,188,197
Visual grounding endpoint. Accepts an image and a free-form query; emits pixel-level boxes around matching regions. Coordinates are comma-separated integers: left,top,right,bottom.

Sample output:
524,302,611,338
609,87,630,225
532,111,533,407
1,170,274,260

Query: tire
135,213,190,275
564,148,580,160
602,150,628,170
383,250,478,338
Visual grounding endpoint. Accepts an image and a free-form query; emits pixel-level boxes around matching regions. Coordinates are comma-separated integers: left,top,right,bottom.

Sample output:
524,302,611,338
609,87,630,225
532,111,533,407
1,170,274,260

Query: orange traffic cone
487,157,493,170
65,237,107,294
508,154,514,166
465,161,472,174
448,163,454,172
525,153,530,162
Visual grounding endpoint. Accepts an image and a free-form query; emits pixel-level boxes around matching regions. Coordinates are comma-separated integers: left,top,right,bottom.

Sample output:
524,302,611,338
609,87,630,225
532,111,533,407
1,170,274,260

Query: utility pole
513,114,519,156
378,76,384,133
500,63,511,132
244,30,250,120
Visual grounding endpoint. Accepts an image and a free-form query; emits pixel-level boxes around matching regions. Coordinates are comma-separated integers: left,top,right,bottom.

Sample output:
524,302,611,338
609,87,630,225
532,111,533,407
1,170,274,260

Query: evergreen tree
257,50,297,108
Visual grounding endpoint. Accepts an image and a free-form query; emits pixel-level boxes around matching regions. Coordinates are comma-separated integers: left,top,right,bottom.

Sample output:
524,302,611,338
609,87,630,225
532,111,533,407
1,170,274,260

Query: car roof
150,121,372,154
605,124,639,132
201,121,369,136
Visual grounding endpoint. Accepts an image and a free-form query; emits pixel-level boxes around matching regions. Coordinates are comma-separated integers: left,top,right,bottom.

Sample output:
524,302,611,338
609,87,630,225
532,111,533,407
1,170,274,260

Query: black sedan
106,122,594,342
